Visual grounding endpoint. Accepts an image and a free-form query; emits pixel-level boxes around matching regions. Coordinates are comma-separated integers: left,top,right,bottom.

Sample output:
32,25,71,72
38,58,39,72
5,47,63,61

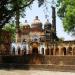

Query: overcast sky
20,0,75,41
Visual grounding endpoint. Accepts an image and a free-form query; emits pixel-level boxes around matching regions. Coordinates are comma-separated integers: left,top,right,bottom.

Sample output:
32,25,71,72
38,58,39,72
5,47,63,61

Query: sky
20,0,75,41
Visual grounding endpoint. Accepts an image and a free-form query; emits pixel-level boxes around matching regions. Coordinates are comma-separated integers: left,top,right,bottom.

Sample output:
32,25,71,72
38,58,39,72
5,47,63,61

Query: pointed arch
61,47,66,55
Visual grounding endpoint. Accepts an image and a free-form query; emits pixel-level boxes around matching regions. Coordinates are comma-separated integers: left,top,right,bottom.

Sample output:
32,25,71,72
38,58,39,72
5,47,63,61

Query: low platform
0,64,75,72
0,54,75,71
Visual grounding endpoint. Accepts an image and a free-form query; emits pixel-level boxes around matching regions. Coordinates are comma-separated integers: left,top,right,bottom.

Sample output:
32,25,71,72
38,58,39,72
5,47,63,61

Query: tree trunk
15,8,21,43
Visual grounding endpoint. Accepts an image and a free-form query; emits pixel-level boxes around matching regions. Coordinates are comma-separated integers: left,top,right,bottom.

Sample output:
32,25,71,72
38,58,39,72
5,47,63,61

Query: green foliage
57,0,75,33
59,37,64,41
1,0,45,41
0,0,45,28
3,22,16,41
0,0,34,28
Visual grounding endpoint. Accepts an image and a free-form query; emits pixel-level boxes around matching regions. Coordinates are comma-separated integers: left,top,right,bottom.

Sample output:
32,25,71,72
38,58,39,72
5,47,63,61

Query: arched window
67,47,72,55
61,47,66,55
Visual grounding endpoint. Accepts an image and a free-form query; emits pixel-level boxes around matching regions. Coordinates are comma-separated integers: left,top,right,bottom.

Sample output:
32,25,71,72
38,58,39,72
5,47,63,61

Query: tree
0,0,45,42
0,0,34,28
3,22,16,41
0,0,45,28
57,0,75,34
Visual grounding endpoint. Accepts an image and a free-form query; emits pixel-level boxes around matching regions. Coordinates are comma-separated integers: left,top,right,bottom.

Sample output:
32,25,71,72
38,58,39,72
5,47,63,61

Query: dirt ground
0,70,75,75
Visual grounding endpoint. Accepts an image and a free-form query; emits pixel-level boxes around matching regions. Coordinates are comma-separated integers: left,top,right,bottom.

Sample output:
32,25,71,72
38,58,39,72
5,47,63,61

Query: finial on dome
35,16,38,20
47,19,49,22
25,20,27,23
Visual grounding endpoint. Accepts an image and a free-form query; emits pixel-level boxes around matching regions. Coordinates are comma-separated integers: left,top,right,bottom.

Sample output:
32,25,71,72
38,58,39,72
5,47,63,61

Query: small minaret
52,6,56,33
51,0,57,41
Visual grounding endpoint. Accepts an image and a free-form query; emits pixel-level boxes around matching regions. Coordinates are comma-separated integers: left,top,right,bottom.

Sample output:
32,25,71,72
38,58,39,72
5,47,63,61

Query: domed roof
44,19,51,29
31,16,42,28
23,20,30,29
22,20,30,34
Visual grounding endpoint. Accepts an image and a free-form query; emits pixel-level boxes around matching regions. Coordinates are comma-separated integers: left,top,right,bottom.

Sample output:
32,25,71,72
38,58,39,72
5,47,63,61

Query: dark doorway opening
62,47,66,55
64,48,66,55
51,48,54,55
32,47,38,54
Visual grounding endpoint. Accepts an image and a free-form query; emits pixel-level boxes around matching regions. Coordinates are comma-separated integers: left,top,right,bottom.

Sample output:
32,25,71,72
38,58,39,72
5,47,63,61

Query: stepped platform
0,64,75,72
0,54,75,71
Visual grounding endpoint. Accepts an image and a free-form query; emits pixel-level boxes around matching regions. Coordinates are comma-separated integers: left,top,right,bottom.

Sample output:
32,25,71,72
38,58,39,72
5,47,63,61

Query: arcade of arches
44,41,75,56
15,16,75,56
11,41,75,56
30,41,75,56
34,45,75,56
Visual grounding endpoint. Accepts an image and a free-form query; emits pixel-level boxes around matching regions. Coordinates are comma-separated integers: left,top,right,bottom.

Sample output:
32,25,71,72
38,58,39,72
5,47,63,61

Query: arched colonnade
45,46,75,56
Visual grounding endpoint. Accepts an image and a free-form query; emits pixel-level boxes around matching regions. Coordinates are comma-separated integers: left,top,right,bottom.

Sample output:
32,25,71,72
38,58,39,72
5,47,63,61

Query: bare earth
0,70,75,75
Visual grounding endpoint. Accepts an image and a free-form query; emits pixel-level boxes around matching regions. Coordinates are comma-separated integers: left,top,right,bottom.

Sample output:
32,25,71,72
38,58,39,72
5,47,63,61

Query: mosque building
16,15,56,54
15,6,75,56
1,1,75,66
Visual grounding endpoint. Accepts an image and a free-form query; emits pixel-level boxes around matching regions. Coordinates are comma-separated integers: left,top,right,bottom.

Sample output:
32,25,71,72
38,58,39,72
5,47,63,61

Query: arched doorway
61,47,66,55
31,42,39,54
41,48,44,55
32,47,38,54
17,46,20,55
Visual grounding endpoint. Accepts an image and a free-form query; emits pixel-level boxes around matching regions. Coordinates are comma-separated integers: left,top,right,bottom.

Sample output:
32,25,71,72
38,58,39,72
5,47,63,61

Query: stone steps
0,64,75,72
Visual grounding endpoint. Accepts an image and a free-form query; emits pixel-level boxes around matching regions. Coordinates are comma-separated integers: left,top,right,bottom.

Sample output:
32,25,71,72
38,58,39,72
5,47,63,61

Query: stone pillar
59,47,61,56
73,47,75,55
49,48,51,55
72,47,73,56
53,45,55,55
53,48,55,55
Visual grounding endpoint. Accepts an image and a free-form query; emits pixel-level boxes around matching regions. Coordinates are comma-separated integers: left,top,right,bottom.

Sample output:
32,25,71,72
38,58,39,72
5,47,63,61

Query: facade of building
15,7,75,57
18,16,52,54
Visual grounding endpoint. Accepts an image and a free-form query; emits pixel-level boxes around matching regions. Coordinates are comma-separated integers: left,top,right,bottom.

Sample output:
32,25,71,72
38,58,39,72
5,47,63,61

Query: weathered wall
1,55,75,66
0,30,11,55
